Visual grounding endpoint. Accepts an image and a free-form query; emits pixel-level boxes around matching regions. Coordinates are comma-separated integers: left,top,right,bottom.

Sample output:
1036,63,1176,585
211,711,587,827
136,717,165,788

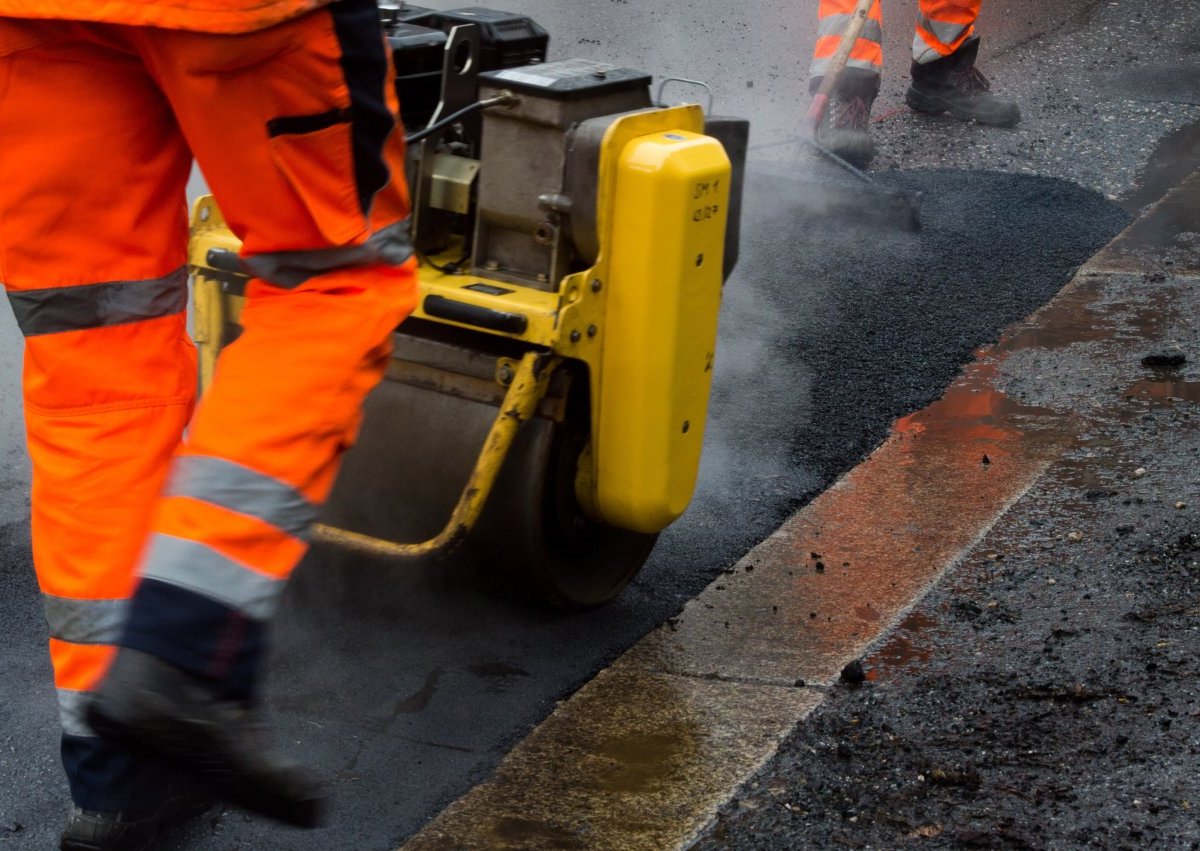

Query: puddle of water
488,816,588,850
591,729,694,794
1005,274,1183,354
394,668,443,713
740,355,1071,678
1005,278,1113,351
867,610,938,679
469,661,530,679
1120,120,1200,215
853,604,882,623
402,660,817,851
1127,377,1200,405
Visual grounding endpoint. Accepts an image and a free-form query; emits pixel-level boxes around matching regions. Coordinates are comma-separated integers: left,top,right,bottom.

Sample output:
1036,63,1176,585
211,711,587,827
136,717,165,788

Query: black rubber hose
404,93,517,145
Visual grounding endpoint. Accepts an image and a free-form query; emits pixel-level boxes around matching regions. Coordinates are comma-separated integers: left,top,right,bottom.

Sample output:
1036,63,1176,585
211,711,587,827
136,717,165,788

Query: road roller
188,5,748,608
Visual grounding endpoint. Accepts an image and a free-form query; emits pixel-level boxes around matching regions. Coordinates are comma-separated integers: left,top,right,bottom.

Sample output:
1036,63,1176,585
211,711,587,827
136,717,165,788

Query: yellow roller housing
590,129,730,532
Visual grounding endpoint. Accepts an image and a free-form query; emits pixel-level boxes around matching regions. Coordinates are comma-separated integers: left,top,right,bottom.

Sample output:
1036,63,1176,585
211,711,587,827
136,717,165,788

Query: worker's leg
906,0,1020,125
115,0,416,700
87,0,417,824
912,0,979,64
810,0,883,81
809,0,882,167
0,18,196,814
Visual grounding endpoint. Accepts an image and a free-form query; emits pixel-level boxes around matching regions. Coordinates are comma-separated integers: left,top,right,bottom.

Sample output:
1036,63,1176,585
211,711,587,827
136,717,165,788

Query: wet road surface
0,0,1194,848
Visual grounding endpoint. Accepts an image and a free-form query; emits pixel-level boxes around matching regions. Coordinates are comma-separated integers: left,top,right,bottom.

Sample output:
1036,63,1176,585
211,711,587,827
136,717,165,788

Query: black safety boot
811,69,879,168
60,780,215,851
905,35,1020,126
86,649,326,829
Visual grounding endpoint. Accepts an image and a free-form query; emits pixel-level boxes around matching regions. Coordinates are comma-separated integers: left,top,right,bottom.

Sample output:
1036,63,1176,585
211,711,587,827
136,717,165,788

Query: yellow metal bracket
311,350,558,559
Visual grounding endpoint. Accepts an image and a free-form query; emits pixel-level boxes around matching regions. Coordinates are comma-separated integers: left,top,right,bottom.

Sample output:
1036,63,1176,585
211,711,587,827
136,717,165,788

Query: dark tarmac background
0,0,1196,848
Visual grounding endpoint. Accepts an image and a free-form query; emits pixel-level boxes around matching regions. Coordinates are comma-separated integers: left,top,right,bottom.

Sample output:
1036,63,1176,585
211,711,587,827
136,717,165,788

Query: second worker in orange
811,0,1021,167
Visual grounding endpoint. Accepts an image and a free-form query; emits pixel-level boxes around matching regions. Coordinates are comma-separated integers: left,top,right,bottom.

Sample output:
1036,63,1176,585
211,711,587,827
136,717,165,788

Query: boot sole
905,86,1021,127
86,699,323,829
61,835,154,851
59,798,214,851
60,828,156,851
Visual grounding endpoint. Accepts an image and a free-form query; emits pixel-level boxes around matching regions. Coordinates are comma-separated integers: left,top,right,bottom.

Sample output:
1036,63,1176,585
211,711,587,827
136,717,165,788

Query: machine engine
189,5,748,607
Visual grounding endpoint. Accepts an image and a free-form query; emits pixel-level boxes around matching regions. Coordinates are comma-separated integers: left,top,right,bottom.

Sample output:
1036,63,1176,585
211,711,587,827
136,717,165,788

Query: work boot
811,70,879,168
60,785,215,851
86,649,326,829
905,36,1021,127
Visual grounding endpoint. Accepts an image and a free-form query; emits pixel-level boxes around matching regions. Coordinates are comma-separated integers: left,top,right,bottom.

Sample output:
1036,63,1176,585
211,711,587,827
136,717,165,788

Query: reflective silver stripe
810,56,882,77
58,688,95,738
42,595,128,645
241,220,413,288
913,17,972,62
817,14,883,45
140,534,285,620
165,455,316,539
5,267,187,337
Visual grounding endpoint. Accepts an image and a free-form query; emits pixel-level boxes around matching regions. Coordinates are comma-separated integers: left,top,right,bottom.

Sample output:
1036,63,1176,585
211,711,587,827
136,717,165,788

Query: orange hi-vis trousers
812,0,982,78
0,0,417,810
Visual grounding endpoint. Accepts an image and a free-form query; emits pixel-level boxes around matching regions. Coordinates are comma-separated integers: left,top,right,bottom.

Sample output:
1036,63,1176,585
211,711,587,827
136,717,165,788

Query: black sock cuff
121,579,266,700
810,67,881,99
62,733,175,812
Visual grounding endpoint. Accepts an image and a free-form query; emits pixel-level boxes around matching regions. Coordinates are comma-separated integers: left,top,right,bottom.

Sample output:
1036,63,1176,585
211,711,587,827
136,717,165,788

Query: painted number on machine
692,179,721,223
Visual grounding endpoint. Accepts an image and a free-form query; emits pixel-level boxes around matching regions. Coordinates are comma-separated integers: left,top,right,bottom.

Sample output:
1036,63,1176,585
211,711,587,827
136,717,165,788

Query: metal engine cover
472,59,652,289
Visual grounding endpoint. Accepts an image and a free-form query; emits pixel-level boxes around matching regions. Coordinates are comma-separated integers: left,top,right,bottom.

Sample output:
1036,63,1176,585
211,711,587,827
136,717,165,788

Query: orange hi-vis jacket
0,0,334,33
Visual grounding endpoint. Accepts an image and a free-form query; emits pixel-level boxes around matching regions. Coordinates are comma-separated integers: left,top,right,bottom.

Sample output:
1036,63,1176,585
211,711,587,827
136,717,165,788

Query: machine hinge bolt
537,273,549,283
587,324,598,338
570,330,582,343
590,279,603,293
485,259,501,271
497,363,514,385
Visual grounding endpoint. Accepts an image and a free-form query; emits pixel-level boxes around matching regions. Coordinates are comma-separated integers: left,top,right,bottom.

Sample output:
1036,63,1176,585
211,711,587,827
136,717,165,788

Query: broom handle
804,0,876,136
